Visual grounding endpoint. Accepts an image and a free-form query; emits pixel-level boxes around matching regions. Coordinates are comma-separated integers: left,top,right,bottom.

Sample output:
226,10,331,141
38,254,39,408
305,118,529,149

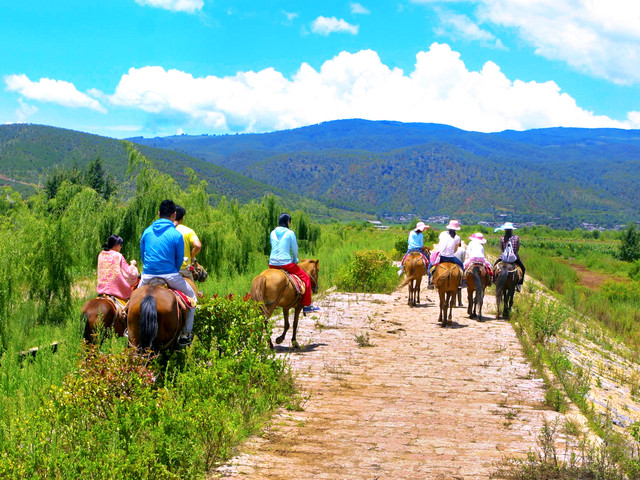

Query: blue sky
2,0,640,138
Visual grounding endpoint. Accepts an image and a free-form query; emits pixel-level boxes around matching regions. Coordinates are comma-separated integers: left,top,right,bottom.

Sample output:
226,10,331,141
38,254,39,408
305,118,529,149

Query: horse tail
495,266,508,299
139,294,158,350
250,275,270,316
473,266,483,303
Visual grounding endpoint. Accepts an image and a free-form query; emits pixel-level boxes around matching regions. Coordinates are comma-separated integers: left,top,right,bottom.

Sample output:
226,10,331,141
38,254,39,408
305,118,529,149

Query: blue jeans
440,255,464,270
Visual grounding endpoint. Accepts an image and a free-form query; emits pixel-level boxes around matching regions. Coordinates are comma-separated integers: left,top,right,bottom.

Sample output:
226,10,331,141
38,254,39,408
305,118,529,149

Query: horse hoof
275,336,285,345
292,341,300,349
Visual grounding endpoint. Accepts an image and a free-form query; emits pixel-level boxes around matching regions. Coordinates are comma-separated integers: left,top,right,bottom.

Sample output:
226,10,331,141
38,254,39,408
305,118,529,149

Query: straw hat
445,219,461,230
414,222,430,232
469,232,487,244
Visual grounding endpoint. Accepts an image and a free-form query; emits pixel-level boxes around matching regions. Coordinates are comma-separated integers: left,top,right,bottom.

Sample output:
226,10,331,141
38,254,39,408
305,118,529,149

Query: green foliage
618,224,640,262
193,295,269,355
336,249,398,293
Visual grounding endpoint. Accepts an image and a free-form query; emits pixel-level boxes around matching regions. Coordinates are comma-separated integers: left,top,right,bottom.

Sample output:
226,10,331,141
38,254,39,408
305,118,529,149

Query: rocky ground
214,283,580,480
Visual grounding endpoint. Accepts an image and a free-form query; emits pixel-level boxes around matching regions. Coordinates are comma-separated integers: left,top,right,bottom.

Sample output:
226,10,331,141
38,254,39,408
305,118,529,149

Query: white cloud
351,3,371,15
311,16,359,36
134,0,203,14
107,43,631,134
5,74,106,113
15,99,38,122
416,0,640,84
283,10,298,23
435,9,506,50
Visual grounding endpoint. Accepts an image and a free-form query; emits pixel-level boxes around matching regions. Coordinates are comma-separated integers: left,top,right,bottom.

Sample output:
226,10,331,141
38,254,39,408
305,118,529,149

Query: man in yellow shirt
174,205,202,281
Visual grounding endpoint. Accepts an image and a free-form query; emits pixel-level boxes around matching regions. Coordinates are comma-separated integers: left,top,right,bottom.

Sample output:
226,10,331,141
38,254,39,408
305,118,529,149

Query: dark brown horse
465,264,492,321
399,249,430,307
81,297,126,343
495,261,522,319
126,279,196,351
250,259,319,348
432,262,462,327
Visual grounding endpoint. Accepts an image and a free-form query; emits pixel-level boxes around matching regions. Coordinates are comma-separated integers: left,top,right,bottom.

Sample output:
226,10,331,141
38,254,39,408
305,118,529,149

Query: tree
84,157,116,200
619,223,640,262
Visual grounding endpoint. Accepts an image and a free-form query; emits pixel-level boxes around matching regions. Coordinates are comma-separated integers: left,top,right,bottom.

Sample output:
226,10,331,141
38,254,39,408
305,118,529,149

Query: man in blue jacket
139,199,196,346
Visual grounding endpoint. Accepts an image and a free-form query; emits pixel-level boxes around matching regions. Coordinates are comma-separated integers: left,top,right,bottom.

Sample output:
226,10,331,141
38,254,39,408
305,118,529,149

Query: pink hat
414,222,430,232
469,232,486,244
445,219,461,231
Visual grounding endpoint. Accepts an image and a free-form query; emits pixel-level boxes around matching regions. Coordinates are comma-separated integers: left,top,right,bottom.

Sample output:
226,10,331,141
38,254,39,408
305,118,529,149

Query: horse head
191,261,208,282
300,259,320,294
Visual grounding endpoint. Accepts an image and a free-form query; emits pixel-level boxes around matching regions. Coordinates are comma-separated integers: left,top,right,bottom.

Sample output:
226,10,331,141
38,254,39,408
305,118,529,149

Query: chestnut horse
465,264,492,321
432,262,462,327
250,259,319,348
82,297,126,343
399,249,430,307
495,261,522,319
126,277,197,352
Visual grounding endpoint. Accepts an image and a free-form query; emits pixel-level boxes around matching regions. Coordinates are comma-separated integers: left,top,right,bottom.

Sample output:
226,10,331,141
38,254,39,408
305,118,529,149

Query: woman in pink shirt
97,235,139,300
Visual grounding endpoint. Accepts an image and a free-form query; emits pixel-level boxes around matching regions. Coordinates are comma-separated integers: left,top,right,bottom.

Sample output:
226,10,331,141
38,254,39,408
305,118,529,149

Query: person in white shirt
464,232,494,278
436,220,464,272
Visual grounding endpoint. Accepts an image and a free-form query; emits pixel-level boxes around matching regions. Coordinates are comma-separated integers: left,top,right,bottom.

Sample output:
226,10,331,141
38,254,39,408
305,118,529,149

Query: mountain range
1,120,639,227
131,119,640,227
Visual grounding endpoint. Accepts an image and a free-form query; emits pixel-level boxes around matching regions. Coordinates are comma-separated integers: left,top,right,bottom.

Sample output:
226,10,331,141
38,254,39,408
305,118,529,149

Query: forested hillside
0,124,357,220
132,119,640,227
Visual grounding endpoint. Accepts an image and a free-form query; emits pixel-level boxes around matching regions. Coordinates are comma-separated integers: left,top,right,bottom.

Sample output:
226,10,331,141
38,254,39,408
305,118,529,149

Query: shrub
619,223,640,262
336,249,398,293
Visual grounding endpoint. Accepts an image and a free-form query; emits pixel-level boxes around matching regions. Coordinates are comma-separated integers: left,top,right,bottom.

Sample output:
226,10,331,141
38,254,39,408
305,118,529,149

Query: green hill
131,119,640,228
0,124,359,220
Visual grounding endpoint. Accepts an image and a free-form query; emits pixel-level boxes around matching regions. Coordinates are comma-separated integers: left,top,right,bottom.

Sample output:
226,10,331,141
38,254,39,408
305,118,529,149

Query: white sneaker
397,269,404,276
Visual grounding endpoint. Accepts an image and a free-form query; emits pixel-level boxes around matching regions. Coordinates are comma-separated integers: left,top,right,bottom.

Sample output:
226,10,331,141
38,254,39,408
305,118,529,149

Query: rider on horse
139,200,197,346
433,220,464,274
493,222,525,291
464,232,494,279
398,221,431,276
97,235,139,301
268,213,319,314
174,205,202,282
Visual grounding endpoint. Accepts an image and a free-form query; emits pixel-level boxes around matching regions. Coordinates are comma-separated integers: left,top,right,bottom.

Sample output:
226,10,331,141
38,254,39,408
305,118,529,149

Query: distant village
366,214,635,231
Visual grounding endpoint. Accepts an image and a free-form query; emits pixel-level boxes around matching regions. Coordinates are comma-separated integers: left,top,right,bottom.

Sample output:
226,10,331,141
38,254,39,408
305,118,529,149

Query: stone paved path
215,286,567,479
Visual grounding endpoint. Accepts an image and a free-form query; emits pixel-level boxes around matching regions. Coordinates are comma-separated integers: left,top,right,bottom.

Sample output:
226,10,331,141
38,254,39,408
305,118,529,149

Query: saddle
97,294,127,320
464,262,487,277
495,262,522,279
402,251,429,269
281,271,306,297
144,278,196,311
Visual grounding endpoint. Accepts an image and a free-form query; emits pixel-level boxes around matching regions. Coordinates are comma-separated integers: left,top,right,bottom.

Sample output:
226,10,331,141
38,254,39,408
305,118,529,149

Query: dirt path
215,286,567,479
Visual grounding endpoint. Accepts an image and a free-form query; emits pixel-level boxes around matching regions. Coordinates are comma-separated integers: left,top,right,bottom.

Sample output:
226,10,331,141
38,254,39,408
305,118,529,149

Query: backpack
501,239,517,263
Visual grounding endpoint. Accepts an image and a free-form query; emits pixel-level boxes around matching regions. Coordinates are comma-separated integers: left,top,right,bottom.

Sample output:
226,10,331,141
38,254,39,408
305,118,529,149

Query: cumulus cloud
411,0,640,85
5,74,106,113
351,3,371,15
311,16,359,35
435,9,505,50
134,0,203,14
107,43,631,134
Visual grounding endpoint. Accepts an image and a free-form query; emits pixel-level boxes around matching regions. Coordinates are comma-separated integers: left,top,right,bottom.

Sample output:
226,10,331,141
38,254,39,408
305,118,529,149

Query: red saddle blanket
282,271,306,296
172,289,195,309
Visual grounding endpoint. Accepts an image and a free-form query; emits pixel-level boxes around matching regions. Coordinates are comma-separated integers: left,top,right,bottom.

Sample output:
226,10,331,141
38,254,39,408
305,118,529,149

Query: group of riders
94,203,318,347
96,200,202,346
399,219,526,291
95,200,522,348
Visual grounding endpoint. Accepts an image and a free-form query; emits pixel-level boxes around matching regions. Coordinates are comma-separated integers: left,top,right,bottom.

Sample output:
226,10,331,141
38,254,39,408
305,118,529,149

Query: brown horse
250,259,319,349
126,279,196,351
495,261,522,319
81,297,126,343
432,262,462,327
465,264,492,321
400,250,430,307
